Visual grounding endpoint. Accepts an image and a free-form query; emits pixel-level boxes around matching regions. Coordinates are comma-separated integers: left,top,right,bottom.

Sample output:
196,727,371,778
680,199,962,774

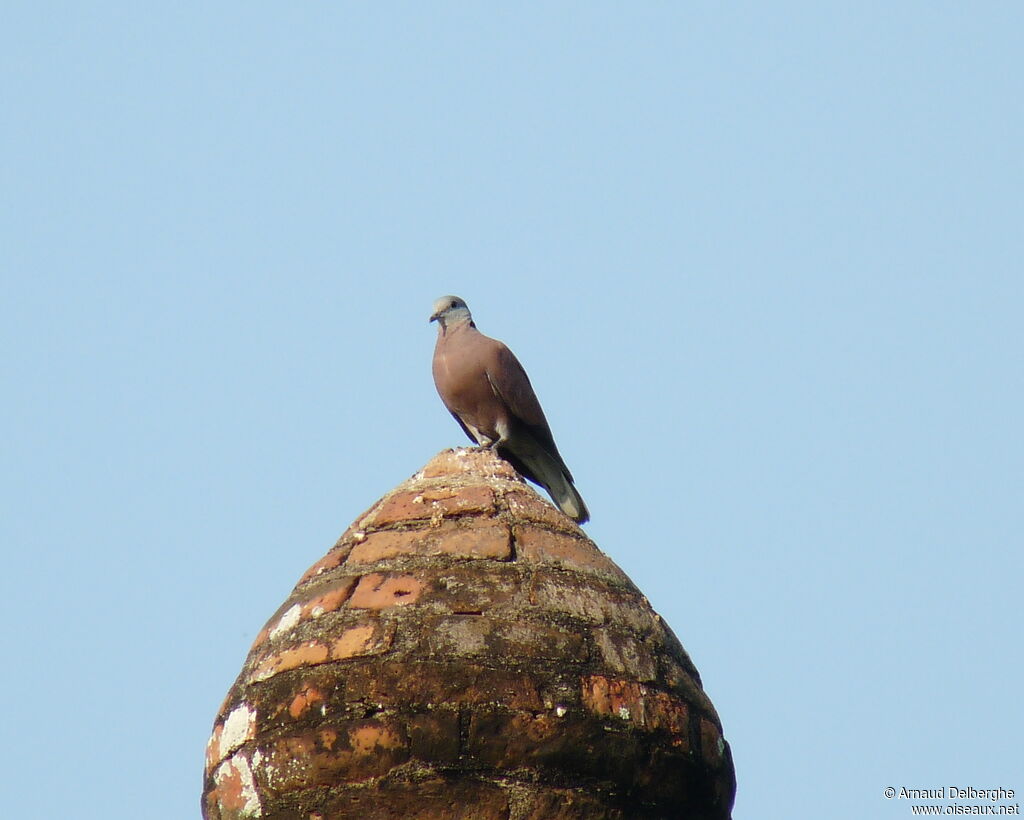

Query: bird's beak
429,311,441,323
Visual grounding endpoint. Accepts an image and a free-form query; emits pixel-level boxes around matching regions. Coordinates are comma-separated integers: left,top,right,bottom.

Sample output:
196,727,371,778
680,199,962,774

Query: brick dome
203,449,735,819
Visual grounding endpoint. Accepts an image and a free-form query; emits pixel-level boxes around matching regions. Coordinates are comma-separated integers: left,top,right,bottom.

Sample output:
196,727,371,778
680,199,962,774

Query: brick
467,708,568,768
645,692,690,737
408,709,461,762
528,570,655,632
652,618,702,682
208,703,257,766
658,655,719,722
313,777,511,820
347,523,511,565
248,626,270,652
302,577,358,618
582,674,635,718
258,720,409,792
428,523,510,559
466,706,698,803
330,620,394,659
368,485,496,527
298,546,350,585
465,707,642,782
580,675,689,743
249,641,330,683
423,615,491,656
701,716,725,767
422,614,585,661
346,529,421,564
331,519,371,548
245,618,393,682
419,447,520,480
288,685,325,719
209,754,262,820
514,525,629,582
593,627,658,681
246,674,342,729
205,724,223,775
340,661,544,710
520,788,626,820
505,489,583,533
330,623,375,658
349,573,425,609
255,578,360,651
423,563,522,613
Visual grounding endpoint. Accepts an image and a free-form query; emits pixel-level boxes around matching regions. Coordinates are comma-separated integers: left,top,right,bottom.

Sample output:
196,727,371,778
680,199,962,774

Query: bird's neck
440,317,475,336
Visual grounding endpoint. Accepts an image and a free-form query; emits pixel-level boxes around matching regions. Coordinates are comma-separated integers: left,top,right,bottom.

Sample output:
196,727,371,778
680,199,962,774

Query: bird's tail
550,473,590,524
505,437,590,524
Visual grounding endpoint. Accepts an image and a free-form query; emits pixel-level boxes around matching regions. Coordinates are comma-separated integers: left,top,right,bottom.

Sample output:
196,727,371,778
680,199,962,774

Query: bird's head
429,295,473,329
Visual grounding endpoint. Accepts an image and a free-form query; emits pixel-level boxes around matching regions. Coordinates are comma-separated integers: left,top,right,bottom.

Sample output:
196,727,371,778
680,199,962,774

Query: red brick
205,724,223,774
249,641,330,683
330,620,394,659
347,523,511,565
258,720,409,791
288,685,325,719
369,485,496,527
505,489,583,533
248,626,271,652
514,525,629,581
419,448,520,480
580,675,689,743
430,523,511,559
348,573,425,609
301,577,357,618
208,754,262,819
298,547,350,585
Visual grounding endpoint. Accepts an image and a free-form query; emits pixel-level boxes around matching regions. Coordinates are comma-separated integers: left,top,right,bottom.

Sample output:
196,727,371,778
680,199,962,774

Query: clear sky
2,3,1021,818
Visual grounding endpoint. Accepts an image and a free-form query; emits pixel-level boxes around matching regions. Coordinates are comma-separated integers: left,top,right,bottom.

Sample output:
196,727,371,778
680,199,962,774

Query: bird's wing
485,343,569,474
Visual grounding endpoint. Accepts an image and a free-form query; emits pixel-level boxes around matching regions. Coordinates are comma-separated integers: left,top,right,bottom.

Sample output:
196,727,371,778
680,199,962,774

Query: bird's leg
488,420,511,451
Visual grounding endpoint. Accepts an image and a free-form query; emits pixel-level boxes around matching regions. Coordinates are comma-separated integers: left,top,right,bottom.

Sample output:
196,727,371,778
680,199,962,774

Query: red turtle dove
430,295,589,524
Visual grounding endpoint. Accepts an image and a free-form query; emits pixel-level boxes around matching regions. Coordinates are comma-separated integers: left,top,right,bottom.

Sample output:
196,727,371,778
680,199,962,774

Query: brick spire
203,448,735,819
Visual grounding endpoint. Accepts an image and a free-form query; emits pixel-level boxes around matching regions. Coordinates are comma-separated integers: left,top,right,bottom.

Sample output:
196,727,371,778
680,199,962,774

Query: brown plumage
430,295,589,524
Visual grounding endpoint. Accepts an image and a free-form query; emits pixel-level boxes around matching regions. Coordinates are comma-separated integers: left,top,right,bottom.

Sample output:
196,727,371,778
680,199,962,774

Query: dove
430,295,589,524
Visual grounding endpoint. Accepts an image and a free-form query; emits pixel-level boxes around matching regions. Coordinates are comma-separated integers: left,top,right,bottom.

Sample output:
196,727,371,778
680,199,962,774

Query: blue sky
2,3,1021,818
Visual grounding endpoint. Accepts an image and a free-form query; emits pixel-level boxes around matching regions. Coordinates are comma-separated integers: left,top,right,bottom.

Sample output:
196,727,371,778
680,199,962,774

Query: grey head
429,295,473,328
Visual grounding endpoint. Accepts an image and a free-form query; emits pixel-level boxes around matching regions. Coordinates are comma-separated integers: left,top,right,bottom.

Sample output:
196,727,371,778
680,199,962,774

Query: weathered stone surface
203,448,735,819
